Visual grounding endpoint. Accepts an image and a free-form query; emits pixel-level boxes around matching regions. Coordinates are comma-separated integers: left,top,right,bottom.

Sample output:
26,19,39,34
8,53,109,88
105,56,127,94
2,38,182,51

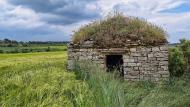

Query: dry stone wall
68,47,105,70
123,46,169,81
68,44,169,82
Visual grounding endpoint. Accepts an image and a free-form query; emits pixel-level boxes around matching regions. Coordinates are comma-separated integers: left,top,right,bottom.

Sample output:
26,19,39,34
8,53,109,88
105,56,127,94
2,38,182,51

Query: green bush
46,47,51,52
21,49,30,53
169,48,186,77
0,50,4,53
179,39,190,73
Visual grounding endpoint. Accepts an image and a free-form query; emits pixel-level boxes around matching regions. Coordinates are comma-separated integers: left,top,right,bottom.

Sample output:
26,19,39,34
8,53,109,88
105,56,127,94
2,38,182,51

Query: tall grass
73,61,125,107
0,52,91,107
1,52,190,107
72,61,190,107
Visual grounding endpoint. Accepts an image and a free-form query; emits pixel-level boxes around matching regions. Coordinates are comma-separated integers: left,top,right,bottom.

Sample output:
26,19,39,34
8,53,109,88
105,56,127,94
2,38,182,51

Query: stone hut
68,15,169,82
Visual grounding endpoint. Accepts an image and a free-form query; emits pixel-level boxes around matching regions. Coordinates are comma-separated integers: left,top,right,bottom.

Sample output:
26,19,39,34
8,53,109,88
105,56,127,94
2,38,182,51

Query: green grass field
0,51,190,107
0,45,67,53
0,52,87,107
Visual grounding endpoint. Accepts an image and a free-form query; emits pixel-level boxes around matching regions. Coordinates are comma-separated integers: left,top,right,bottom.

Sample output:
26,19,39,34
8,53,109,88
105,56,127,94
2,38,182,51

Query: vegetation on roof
72,13,168,47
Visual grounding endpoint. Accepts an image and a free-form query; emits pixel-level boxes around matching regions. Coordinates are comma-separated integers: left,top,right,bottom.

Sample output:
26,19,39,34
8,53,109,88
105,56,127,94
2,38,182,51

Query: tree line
0,38,69,47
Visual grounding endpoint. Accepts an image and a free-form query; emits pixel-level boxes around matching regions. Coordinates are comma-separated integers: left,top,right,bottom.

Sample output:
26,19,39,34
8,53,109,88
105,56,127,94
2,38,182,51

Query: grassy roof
72,14,168,48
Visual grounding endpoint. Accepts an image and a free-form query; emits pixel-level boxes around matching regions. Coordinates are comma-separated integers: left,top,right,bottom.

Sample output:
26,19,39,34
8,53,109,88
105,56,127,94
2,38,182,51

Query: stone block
159,71,169,75
130,48,136,52
147,48,152,52
139,47,146,52
138,57,147,61
128,71,139,76
127,63,137,67
136,63,142,66
161,66,168,70
161,74,169,78
124,68,134,74
87,56,92,59
139,68,144,71
124,75,139,79
141,53,147,57
152,47,160,51
153,74,161,78
132,53,141,57
144,67,152,71
134,67,139,70
159,61,168,65
154,53,165,57
148,54,154,58
124,58,135,63
123,55,130,59
134,57,138,62
148,57,157,61
157,58,168,61
160,46,168,51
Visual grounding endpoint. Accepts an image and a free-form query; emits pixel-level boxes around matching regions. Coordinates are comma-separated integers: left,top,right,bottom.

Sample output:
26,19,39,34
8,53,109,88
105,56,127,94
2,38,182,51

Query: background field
0,39,68,53
0,51,190,107
0,45,67,53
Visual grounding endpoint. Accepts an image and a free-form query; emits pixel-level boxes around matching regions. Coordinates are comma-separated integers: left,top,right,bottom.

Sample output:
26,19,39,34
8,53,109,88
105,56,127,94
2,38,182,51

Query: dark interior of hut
106,55,124,76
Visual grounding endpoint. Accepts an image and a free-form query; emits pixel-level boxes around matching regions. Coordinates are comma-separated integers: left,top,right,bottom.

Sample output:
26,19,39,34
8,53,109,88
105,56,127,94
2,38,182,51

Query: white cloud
0,0,45,29
0,0,6,5
97,0,128,16
101,0,190,42
0,0,190,42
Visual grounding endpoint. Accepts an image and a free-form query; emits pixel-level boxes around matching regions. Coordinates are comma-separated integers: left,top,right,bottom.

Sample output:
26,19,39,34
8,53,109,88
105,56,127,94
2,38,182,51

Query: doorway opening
106,55,124,76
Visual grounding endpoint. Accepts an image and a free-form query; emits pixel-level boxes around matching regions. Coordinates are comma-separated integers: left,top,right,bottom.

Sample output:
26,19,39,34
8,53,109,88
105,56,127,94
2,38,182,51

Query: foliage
135,78,190,107
0,52,97,107
73,61,190,107
0,51,190,107
169,47,186,77
179,39,190,71
74,61,125,107
72,13,167,47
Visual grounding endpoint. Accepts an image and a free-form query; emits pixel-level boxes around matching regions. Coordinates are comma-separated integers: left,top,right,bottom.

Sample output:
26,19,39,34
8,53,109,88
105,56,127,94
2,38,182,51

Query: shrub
169,47,186,77
179,39,190,73
0,50,4,53
46,47,51,52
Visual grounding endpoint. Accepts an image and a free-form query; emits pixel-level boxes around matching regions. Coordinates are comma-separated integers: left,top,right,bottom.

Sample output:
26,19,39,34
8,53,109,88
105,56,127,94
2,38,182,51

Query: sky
0,0,190,43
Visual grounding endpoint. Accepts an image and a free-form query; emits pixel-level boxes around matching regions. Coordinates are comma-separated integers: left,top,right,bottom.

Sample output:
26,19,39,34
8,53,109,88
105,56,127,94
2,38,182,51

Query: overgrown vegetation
73,61,190,107
0,48,190,107
169,39,190,77
0,52,91,107
72,13,167,47
73,61,125,107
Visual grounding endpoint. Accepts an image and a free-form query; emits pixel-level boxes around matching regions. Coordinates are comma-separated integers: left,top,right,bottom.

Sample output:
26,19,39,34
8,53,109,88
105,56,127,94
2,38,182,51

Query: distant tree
46,47,51,52
4,38,11,43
